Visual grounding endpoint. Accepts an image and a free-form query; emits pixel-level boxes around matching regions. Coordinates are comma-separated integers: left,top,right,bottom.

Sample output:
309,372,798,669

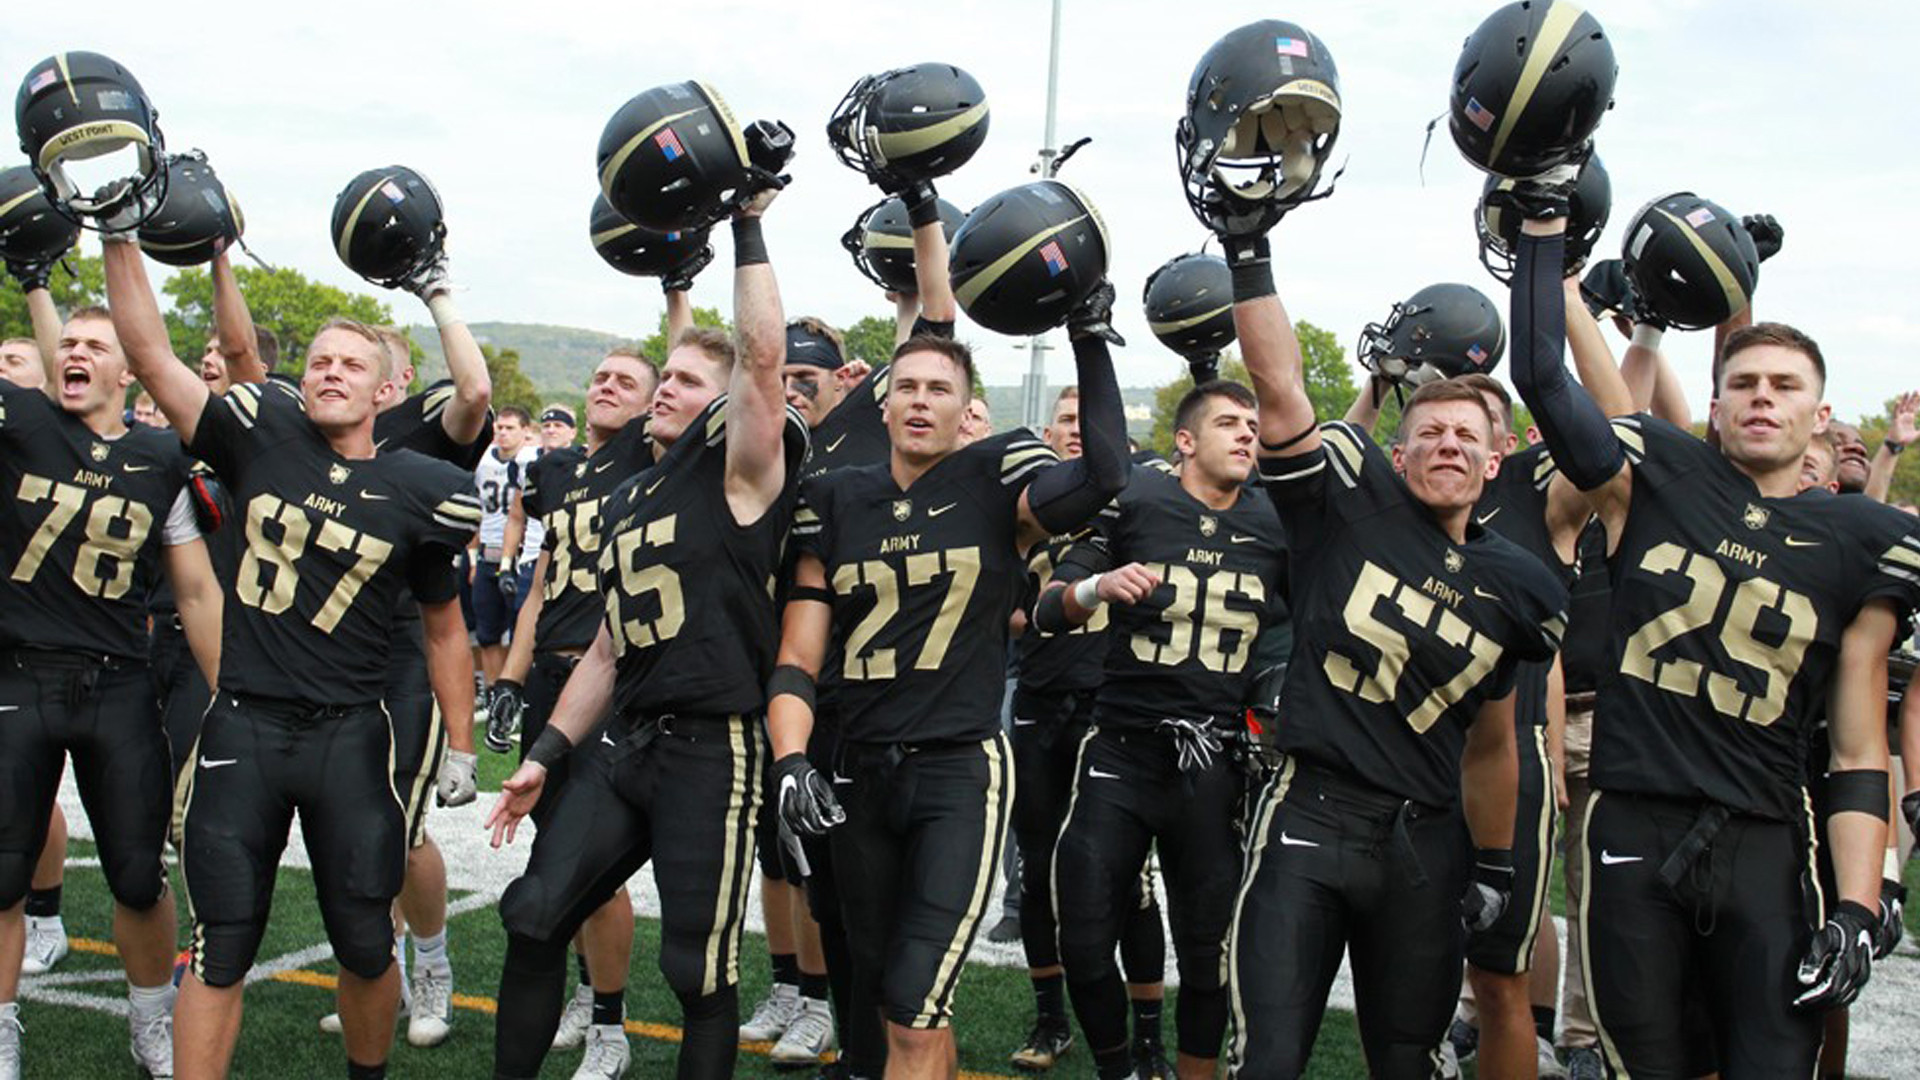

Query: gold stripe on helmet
870,101,989,163
694,81,752,171
862,230,916,250
56,53,79,108
0,188,39,219
1149,303,1232,337
1653,207,1750,322
1487,1,1586,170
951,213,1089,310
597,106,705,199
590,221,639,248
334,175,392,268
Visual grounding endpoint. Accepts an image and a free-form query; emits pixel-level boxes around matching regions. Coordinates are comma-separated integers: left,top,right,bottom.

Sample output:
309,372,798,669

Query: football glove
94,183,159,240
1874,878,1906,960
485,679,525,754
1156,716,1223,774
437,749,478,807
402,252,453,300
1794,899,1877,1009
1485,147,1589,222
1066,279,1125,346
5,258,52,291
773,752,843,837
1742,214,1785,263
1462,849,1515,934
496,561,519,603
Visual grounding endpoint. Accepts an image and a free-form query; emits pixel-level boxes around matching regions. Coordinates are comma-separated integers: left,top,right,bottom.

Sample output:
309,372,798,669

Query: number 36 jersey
190,382,482,705
0,382,193,658
794,429,1058,745
1594,415,1920,821
1260,422,1568,810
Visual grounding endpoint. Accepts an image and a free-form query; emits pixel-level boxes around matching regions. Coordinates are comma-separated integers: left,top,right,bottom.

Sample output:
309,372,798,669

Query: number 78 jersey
1260,423,1567,809
1593,415,1920,821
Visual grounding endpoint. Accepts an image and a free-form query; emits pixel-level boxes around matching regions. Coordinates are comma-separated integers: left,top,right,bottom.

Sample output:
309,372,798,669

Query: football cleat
1132,1034,1173,1079
985,911,1022,944
552,983,595,1049
740,982,800,1042
20,916,68,975
129,1007,173,1078
770,997,836,1066
0,1010,19,1080
1447,1015,1479,1065
1564,1045,1605,1080
572,1023,631,1079
1537,1036,1569,1079
1009,1015,1073,1071
407,966,453,1046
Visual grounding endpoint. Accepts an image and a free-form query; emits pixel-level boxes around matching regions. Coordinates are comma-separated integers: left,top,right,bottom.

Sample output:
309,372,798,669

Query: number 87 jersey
1592,415,1920,821
1260,422,1568,810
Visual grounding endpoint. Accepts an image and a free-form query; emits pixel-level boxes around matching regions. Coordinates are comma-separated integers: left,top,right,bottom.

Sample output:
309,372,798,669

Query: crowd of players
4,5,1920,1080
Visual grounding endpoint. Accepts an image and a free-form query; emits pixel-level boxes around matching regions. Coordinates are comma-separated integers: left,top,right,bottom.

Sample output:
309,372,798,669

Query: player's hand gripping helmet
1358,283,1506,388
137,151,244,267
1449,1,1615,178
949,180,1109,337
597,81,793,233
588,193,712,280
0,164,80,270
1579,257,1637,323
1621,192,1760,331
827,63,989,193
1176,21,1341,235
1477,151,1610,281
15,51,168,227
330,165,446,290
839,194,964,293
1143,252,1235,382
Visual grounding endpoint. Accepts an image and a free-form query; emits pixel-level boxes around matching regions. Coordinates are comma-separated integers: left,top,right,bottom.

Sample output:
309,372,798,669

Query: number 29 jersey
1593,415,1920,821
794,429,1058,745
1260,422,1567,809
190,382,482,705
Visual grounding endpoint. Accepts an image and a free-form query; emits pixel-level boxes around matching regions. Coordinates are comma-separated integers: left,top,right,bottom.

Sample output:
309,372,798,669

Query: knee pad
499,875,561,942
193,921,267,988
104,858,168,912
332,907,397,981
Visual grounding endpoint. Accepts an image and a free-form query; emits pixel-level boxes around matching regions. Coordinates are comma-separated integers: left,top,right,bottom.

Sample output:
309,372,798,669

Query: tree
160,264,395,375
638,305,729,364
0,254,106,340
1145,318,1354,455
480,343,541,415
841,314,897,366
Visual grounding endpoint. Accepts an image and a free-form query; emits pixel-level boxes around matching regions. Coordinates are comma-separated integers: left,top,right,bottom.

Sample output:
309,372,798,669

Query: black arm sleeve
1033,584,1074,635
1025,335,1129,535
1509,231,1627,491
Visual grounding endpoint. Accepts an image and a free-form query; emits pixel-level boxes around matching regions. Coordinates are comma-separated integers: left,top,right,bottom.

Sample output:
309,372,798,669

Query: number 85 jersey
190,382,482,705
1260,422,1568,810
1593,415,1920,821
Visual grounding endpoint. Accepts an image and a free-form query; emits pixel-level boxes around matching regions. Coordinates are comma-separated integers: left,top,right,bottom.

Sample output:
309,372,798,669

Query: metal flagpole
1022,0,1066,431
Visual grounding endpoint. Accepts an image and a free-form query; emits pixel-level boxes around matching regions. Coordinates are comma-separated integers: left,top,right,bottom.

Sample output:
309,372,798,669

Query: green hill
407,321,631,393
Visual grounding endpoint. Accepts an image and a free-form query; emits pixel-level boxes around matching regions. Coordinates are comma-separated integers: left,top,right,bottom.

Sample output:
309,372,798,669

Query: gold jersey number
543,498,605,601
1619,541,1816,726
605,512,684,653
11,473,155,600
1323,560,1506,733
835,546,982,680
1128,564,1265,674
1029,546,1109,635
235,493,394,633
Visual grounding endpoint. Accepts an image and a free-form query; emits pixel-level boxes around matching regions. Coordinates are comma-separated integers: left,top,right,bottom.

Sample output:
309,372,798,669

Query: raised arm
101,238,211,444
1562,275,1635,418
1342,375,1388,433
904,182,954,329
665,284,695,346
209,252,266,386
422,285,491,446
1229,233,1319,455
892,290,919,345
1865,392,1915,504
1016,285,1129,550
723,195,791,522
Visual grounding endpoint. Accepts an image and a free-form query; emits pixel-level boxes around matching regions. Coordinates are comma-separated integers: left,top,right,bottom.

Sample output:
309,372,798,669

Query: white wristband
426,292,462,330
1072,574,1105,610
1630,323,1665,352
1886,846,1902,881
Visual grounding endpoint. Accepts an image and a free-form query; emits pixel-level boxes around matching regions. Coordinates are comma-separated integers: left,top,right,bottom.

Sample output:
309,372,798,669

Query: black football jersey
1473,444,1569,583
1561,519,1612,694
1013,518,1114,698
794,429,1059,744
523,420,654,654
0,384,193,658
190,382,482,705
1590,415,1920,820
1260,422,1568,809
374,379,493,470
1063,465,1286,729
597,396,807,720
802,366,890,481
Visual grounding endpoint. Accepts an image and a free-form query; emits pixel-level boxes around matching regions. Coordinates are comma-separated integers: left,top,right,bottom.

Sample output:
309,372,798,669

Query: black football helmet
596,81,792,233
1477,151,1610,281
588,193,711,278
330,166,446,290
827,63,989,191
0,164,80,266
137,151,244,267
1357,283,1506,388
839,195,964,292
1176,21,1341,231
949,180,1109,337
1580,258,1637,323
1621,192,1760,330
15,51,168,226
1449,1,1616,177
1143,252,1235,361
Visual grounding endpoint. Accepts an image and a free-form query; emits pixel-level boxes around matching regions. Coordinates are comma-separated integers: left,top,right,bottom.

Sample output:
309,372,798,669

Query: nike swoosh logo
1087,767,1122,780
0,705,17,712
600,732,616,746
928,503,957,517
359,490,389,501
122,464,151,473
825,434,848,453
1473,586,1500,601
1599,851,1642,866
1229,535,1257,544
831,771,854,786
1278,832,1319,848
595,460,616,473
1783,536,1820,548
1012,718,1038,727
199,757,239,769
1475,508,1501,525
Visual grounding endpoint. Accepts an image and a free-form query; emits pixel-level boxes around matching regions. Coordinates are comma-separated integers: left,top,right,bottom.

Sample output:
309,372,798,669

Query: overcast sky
7,0,1914,422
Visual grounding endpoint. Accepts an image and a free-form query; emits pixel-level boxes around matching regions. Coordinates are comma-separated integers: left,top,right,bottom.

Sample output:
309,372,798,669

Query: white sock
26,914,62,930
412,930,449,976
394,929,410,979
128,982,174,1018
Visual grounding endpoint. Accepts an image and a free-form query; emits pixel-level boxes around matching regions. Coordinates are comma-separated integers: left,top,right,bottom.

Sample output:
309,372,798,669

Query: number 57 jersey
1594,415,1920,821
1260,422,1568,810
190,382,482,705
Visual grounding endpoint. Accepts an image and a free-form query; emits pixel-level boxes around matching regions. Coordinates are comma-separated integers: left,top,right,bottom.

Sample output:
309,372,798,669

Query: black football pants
1468,660,1558,975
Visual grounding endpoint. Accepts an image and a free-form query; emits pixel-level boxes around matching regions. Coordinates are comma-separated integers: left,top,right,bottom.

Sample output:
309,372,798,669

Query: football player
0,339,46,389
104,235,483,1080
488,341,676,1075
484,186,804,1080
540,405,579,452
1039,377,1284,1080
1506,189,1920,1075
1827,421,1871,495
1862,391,1916,504
192,251,272,395
767,271,1128,1077
1005,385,1172,1078
472,405,541,685
0,303,223,1080
1226,218,1567,1078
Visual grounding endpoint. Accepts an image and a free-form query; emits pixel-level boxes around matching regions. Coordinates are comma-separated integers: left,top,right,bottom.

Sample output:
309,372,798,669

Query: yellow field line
66,938,1015,1078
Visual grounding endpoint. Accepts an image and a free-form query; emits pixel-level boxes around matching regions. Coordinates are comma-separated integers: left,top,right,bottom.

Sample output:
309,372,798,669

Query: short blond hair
312,317,393,380
674,326,736,371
